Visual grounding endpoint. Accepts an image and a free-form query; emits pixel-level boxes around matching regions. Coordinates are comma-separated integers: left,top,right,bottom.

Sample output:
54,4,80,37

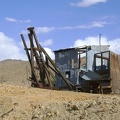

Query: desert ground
0,59,120,120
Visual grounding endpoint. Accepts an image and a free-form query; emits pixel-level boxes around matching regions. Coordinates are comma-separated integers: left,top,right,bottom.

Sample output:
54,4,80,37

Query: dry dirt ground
0,60,120,120
0,59,31,86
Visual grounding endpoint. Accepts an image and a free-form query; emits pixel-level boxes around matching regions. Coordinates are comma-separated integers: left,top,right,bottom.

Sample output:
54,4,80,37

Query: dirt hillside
0,59,31,86
0,59,120,120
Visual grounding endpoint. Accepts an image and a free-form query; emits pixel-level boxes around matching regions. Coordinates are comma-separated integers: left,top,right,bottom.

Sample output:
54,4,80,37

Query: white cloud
21,27,55,35
5,17,31,23
0,32,27,61
20,30,28,34
70,0,107,7
35,27,55,34
0,32,55,61
23,20,31,23
58,21,110,29
90,21,109,28
73,36,120,54
41,39,53,46
21,21,110,34
44,48,55,59
5,17,18,22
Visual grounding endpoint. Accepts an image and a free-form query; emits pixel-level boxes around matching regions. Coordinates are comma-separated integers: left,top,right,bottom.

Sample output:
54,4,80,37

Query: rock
46,112,52,117
71,104,79,110
54,110,59,115
14,102,18,106
92,100,97,106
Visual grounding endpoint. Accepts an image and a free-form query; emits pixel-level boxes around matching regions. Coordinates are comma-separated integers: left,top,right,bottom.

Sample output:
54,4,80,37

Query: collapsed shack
20,27,119,94
54,47,120,94
54,46,111,94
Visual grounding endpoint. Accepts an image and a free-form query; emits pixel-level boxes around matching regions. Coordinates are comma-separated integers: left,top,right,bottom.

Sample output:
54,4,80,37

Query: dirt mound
0,84,120,120
0,59,31,86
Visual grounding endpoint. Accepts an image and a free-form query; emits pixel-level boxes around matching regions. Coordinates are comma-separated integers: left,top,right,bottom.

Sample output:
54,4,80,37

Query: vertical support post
20,34,31,65
29,34,35,83
94,54,96,71
78,52,81,69
99,34,101,52
86,47,88,71
101,52,103,70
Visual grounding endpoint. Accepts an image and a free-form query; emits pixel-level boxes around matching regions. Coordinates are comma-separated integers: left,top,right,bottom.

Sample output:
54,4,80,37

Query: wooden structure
20,27,74,89
54,46,112,94
110,52,120,93
20,27,115,94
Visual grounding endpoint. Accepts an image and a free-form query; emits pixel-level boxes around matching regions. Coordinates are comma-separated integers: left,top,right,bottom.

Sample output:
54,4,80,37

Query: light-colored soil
0,59,120,120
0,59,31,86
0,83,120,120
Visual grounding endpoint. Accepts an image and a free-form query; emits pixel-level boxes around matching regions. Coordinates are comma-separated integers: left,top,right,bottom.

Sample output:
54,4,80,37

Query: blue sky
0,0,120,60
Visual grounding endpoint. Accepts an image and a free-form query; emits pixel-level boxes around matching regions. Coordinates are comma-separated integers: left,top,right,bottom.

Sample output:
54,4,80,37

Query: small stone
41,106,45,109
46,112,52,117
71,105,79,110
14,102,18,106
32,114,39,119
92,100,97,106
54,110,59,115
